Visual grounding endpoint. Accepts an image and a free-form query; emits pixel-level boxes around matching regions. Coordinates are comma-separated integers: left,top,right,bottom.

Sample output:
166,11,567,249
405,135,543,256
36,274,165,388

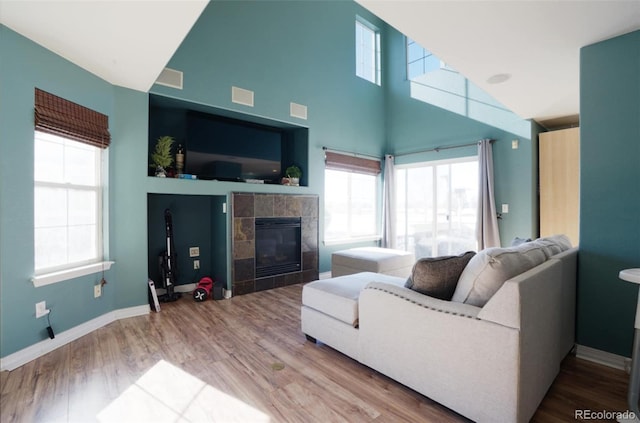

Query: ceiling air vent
231,86,254,107
290,102,308,120
155,67,183,90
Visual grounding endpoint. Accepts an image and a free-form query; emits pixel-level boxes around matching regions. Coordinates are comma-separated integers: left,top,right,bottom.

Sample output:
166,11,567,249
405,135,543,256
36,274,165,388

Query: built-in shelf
148,94,309,187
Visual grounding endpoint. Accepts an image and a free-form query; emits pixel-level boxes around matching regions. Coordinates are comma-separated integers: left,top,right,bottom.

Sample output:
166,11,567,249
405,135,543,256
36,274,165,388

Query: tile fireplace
232,193,318,295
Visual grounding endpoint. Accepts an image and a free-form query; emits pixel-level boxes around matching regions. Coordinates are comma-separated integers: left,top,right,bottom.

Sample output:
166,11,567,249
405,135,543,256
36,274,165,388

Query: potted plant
284,165,302,186
150,135,175,177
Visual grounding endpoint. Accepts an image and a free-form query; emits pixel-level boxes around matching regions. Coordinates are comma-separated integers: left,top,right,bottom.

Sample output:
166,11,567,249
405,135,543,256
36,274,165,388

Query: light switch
502,204,509,213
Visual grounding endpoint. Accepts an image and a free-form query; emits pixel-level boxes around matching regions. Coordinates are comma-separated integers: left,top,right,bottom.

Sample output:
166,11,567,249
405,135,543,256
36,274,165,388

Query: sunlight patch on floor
97,360,271,422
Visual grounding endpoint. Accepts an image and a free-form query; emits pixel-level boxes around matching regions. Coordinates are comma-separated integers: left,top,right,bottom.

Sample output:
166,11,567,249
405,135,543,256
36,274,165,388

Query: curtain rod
391,139,493,158
322,146,381,161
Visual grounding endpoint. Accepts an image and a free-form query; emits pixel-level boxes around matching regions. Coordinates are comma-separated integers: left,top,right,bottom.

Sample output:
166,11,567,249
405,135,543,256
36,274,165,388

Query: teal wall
151,0,389,273
1,0,566,360
0,26,119,356
383,28,539,247
578,30,640,356
0,28,152,357
110,87,149,310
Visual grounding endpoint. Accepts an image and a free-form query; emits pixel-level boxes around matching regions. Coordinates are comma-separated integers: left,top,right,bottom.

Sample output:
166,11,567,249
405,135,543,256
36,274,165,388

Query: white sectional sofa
301,236,577,423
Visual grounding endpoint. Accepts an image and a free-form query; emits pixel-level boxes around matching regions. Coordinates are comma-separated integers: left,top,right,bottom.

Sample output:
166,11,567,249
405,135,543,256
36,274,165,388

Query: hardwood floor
0,284,631,422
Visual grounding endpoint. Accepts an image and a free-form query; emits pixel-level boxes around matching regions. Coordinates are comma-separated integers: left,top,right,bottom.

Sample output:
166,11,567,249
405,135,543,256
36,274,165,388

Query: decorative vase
281,177,299,186
155,166,167,177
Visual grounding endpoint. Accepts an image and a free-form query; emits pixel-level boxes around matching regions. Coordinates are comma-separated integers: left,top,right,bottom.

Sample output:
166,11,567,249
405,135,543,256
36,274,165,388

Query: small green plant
150,136,175,169
285,165,302,179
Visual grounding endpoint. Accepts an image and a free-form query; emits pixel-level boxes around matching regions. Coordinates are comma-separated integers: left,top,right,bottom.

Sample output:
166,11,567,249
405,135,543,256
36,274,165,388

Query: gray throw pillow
405,251,476,300
451,243,547,306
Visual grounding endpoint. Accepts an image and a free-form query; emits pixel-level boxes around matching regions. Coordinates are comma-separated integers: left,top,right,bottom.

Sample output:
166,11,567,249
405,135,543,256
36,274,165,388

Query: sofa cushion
532,234,572,258
302,272,405,327
405,251,476,300
451,243,547,307
331,247,415,277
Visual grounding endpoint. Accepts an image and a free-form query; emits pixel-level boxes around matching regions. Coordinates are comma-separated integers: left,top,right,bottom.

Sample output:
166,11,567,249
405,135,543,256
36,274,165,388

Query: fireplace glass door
255,217,302,278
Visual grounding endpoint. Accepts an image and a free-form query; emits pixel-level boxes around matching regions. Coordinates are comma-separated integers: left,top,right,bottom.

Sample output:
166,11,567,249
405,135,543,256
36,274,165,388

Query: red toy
193,276,213,301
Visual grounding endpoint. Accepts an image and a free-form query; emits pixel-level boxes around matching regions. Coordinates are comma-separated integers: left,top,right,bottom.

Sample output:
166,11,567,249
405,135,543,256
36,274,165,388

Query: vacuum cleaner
158,208,181,302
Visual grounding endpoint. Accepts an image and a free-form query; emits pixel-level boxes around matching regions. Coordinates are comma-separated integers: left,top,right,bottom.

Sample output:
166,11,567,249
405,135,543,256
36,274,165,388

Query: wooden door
539,127,580,246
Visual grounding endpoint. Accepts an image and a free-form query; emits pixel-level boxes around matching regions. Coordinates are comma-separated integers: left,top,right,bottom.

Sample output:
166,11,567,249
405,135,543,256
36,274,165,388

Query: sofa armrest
477,259,562,329
364,282,481,318
549,247,578,359
359,280,521,422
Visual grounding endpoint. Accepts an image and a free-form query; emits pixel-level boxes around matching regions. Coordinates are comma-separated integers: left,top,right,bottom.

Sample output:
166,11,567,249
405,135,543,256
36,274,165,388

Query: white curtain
382,154,396,248
477,139,501,249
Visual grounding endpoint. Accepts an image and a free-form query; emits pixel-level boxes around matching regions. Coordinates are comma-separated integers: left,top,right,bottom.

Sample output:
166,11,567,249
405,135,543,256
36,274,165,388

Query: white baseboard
175,283,196,293
0,304,149,371
319,271,332,280
155,283,196,295
575,344,632,372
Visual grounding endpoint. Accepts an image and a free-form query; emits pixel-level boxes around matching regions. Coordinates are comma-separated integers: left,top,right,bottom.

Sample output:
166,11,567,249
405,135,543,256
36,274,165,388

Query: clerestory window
356,17,381,85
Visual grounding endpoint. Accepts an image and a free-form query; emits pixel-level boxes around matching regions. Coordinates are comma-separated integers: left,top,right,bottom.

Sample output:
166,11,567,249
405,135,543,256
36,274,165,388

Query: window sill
324,236,381,246
32,261,115,287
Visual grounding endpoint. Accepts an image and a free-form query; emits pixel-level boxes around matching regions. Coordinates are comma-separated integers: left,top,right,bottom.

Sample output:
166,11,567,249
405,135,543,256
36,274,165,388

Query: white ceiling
0,0,208,92
1,0,639,125
356,0,640,125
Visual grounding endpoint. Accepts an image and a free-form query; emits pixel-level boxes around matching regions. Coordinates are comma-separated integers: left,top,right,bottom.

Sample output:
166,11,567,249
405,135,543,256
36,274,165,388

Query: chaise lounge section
301,236,577,422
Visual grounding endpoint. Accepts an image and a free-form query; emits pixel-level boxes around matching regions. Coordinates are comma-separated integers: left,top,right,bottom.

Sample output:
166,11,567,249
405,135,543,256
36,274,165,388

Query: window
324,152,380,243
406,37,456,80
34,131,103,273
355,17,381,85
395,157,478,258
33,88,110,281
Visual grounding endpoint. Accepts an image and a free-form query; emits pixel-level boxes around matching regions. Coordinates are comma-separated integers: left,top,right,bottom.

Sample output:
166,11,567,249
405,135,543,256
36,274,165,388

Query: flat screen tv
185,111,283,182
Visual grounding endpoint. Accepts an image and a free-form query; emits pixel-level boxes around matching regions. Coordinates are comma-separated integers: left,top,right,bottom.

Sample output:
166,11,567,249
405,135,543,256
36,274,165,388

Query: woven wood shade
324,151,381,175
35,88,111,148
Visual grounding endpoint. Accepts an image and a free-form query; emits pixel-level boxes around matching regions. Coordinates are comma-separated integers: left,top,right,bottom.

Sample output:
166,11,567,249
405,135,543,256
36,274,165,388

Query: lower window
34,131,103,274
324,169,379,242
395,157,478,258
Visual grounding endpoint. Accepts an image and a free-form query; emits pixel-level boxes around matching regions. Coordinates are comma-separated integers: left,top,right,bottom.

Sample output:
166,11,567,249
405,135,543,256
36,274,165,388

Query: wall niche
148,94,309,185
147,194,228,291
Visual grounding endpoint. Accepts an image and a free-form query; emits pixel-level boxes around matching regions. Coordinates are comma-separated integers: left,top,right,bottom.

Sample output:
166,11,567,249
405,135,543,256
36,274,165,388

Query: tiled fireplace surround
232,192,319,296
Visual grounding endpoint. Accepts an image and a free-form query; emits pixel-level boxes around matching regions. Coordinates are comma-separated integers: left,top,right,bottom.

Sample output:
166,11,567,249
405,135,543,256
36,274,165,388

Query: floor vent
290,102,308,120
232,86,254,107
154,67,183,90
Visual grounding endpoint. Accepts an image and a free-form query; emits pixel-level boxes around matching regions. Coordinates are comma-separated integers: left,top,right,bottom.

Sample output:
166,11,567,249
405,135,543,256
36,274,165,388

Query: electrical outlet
189,247,200,257
194,260,200,270
35,301,49,318
94,284,102,298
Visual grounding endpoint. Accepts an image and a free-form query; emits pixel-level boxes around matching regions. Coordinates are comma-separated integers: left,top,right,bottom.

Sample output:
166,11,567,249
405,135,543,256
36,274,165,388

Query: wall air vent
154,67,183,90
231,86,254,107
290,102,308,120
